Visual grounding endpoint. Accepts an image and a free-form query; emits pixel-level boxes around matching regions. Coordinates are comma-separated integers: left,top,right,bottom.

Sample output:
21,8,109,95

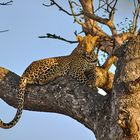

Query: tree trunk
0,35,140,139
108,35,140,139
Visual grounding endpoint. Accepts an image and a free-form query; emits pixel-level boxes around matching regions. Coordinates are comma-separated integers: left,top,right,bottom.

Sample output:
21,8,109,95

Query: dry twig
0,0,13,5
39,33,78,44
43,0,82,16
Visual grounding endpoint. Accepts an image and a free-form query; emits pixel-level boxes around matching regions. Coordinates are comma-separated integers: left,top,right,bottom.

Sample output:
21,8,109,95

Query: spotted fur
0,35,98,129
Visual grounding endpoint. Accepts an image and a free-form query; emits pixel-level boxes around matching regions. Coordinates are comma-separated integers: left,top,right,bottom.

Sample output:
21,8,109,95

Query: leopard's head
76,34,99,63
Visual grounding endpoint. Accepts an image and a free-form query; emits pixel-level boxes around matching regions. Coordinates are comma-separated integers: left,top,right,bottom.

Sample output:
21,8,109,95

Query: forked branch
39,33,78,44
83,0,118,37
43,0,82,17
68,0,83,25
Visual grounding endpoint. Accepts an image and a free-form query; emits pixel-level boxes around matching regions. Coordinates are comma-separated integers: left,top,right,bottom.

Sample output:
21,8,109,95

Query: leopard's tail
0,77,27,129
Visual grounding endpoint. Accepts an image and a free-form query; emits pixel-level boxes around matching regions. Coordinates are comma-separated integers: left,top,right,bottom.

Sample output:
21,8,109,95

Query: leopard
0,34,99,129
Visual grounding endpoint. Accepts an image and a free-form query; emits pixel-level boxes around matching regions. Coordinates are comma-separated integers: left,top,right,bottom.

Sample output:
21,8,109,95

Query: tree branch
38,33,78,44
83,11,118,37
43,0,82,17
132,2,140,34
94,1,106,13
78,0,110,39
68,0,83,25
0,0,13,5
0,1,13,33
0,29,9,33
81,0,127,46
0,66,112,136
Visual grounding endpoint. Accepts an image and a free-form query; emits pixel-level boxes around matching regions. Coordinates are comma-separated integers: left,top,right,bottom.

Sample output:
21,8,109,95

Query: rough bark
0,0,140,138
109,35,140,140
0,35,140,139
0,66,111,137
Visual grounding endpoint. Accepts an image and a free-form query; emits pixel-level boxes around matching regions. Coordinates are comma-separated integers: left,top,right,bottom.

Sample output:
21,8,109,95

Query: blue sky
0,0,138,140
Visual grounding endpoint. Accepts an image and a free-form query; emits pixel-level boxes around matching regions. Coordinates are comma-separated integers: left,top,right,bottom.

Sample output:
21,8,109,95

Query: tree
0,0,140,139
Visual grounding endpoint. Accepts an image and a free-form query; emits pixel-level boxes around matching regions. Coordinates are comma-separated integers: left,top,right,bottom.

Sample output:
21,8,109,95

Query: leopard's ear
76,35,83,42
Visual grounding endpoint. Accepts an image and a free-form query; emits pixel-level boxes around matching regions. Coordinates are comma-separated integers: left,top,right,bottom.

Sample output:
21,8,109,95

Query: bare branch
102,55,117,70
132,2,140,34
94,2,106,13
71,1,81,7
80,1,119,36
68,0,83,25
0,29,9,33
97,32,134,55
109,0,118,20
133,0,137,8
39,33,78,44
81,0,125,45
0,1,13,33
78,0,111,38
43,0,82,17
0,0,13,5
83,11,118,36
